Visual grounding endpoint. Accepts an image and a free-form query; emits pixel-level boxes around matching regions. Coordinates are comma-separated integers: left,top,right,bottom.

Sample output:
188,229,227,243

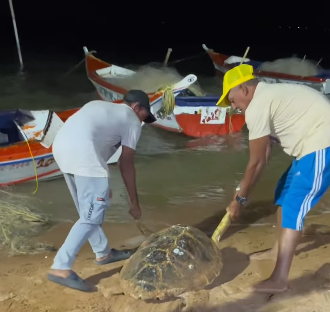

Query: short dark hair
123,90,149,107
123,89,156,123
244,78,259,86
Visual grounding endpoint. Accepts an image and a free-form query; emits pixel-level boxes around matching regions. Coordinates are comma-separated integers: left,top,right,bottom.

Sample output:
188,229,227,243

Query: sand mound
0,188,55,255
258,57,320,77
104,64,205,96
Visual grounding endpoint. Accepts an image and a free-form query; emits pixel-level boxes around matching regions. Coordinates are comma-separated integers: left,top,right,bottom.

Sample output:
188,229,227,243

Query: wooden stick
240,46,250,65
211,211,231,242
8,0,24,72
163,48,173,66
135,220,153,236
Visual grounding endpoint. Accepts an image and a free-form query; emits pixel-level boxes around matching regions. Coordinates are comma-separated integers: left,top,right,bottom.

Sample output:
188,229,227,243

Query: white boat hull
0,151,121,186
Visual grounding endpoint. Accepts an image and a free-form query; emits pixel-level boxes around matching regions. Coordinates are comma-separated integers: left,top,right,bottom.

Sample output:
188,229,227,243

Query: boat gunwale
207,50,328,83
85,53,191,103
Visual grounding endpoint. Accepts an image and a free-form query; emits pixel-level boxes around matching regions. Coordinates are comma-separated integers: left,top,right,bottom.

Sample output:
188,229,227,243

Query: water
2,57,330,227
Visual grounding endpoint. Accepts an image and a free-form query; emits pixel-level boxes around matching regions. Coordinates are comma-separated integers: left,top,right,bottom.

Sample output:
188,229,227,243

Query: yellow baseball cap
216,64,255,107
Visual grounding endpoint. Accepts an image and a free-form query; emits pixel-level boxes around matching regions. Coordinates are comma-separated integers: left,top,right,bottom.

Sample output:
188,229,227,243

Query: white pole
163,48,172,66
8,0,24,71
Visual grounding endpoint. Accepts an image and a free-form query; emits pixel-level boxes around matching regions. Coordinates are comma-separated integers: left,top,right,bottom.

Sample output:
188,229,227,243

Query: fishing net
0,188,55,255
103,64,206,115
258,57,321,77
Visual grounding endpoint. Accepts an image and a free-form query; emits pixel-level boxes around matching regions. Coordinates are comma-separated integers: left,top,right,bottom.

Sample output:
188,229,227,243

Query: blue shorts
274,147,330,231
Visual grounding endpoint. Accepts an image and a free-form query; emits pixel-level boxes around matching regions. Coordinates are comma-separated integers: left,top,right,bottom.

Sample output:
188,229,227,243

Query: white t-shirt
245,82,330,159
52,100,142,177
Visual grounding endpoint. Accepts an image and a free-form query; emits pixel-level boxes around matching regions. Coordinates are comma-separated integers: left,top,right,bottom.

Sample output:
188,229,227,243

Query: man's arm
237,135,270,199
235,136,272,196
119,146,139,206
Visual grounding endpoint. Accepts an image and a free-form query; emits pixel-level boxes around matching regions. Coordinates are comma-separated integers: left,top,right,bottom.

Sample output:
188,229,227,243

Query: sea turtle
119,224,222,301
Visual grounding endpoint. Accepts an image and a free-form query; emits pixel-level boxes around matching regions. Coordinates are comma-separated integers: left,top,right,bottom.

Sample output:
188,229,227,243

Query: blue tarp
0,109,34,146
176,96,220,107
0,109,34,129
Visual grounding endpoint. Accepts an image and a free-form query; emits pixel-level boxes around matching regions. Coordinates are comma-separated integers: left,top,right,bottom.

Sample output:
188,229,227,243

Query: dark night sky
2,1,330,68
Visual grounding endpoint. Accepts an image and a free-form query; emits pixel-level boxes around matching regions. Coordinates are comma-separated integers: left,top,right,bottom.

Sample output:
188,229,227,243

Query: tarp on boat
0,109,64,148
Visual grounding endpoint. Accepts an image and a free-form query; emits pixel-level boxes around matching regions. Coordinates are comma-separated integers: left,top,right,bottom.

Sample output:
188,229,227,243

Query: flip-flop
47,271,96,292
94,249,132,265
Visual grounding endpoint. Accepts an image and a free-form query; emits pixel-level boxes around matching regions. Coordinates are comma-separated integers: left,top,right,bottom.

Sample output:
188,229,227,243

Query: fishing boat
83,47,245,138
0,108,73,186
202,44,330,95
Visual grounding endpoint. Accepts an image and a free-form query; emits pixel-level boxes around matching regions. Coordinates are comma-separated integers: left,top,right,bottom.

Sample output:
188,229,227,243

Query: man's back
245,82,330,159
53,100,141,177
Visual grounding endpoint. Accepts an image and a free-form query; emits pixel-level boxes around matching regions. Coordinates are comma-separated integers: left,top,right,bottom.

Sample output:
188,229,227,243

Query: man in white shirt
217,64,330,293
47,90,156,292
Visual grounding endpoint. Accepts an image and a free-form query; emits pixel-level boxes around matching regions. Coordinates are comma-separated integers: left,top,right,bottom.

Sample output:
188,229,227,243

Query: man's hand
129,202,142,220
227,200,243,221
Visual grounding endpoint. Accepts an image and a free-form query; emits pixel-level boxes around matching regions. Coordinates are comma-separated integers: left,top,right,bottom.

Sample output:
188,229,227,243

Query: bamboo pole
240,46,250,65
9,0,24,72
316,57,323,67
163,48,173,66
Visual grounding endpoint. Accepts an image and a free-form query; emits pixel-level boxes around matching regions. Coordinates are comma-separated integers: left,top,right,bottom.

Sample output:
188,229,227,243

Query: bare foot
48,269,72,278
249,247,277,261
247,278,288,294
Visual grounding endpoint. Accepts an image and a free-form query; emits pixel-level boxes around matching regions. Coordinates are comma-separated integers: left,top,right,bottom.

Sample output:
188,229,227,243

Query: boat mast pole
8,0,24,72
163,48,172,66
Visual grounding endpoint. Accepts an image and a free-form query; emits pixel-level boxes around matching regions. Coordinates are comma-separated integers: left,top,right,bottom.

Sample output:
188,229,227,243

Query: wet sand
1,202,330,312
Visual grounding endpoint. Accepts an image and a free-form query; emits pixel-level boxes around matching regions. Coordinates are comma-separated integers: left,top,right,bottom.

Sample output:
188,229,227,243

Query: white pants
51,173,111,270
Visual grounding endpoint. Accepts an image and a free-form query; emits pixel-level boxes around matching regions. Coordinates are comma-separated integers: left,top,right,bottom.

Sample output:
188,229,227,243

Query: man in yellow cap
218,64,330,293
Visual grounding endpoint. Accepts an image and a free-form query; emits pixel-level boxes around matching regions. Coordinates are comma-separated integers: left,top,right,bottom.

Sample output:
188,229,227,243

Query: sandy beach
1,200,330,312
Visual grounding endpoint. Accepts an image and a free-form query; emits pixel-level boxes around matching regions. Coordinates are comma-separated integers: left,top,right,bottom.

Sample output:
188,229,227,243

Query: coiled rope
156,83,206,118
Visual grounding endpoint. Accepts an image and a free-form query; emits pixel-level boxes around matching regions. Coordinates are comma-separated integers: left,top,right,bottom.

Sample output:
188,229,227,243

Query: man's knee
281,205,305,231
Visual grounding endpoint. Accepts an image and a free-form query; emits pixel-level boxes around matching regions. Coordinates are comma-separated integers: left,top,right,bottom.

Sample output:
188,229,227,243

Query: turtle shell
119,225,222,300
